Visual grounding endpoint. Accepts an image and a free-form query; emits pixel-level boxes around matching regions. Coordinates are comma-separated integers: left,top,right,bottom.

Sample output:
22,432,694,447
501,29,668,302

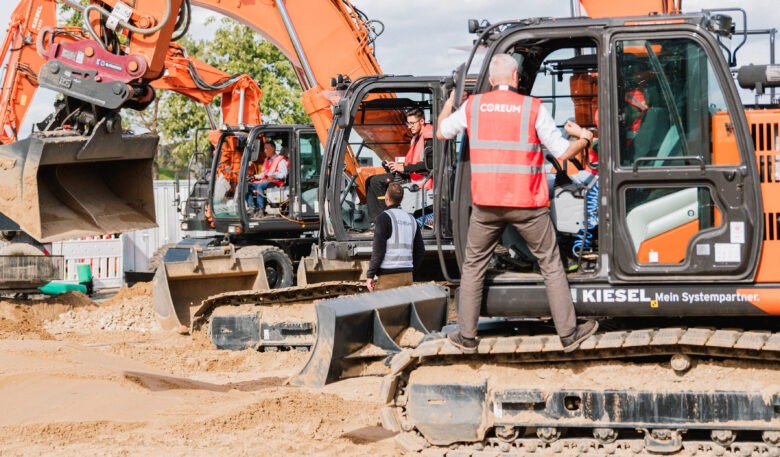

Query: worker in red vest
246,142,288,216
437,53,599,354
625,88,649,145
366,108,434,221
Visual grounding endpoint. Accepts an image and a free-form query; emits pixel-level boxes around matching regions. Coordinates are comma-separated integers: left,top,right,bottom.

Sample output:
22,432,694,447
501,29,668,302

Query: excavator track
382,327,780,456
192,281,367,351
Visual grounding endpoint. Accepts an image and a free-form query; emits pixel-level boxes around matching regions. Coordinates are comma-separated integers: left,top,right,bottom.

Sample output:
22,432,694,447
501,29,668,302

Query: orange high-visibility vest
465,90,546,208
404,124,434,190
261,154,288,187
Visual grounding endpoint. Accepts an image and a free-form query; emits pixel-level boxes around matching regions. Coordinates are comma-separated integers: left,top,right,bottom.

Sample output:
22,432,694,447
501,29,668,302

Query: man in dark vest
366,183,424,291
437,53,598,353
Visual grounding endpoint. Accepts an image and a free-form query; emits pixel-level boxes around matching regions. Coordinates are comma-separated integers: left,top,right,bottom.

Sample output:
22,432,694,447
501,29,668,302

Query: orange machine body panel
579,0,681,18
637,219,699,264
712,109,780,283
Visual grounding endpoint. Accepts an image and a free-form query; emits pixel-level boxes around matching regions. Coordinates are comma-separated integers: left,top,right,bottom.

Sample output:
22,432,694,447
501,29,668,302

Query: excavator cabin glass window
615,38,739,168
608,32,757,280
337,87,436,235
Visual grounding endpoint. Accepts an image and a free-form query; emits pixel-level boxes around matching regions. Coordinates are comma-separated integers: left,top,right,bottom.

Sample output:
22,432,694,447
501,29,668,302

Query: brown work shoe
560,320,599,353
447,330,478,354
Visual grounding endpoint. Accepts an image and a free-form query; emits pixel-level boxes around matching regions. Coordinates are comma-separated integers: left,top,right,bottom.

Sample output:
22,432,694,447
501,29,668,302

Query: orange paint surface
637,220,699,264
737,288,780,314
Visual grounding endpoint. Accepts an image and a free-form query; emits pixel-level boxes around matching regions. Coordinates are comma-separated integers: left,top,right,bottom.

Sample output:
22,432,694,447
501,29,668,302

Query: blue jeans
246,181,273,208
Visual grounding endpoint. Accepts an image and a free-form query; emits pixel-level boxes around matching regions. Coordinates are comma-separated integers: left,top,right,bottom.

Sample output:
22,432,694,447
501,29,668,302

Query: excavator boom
0,0,385,241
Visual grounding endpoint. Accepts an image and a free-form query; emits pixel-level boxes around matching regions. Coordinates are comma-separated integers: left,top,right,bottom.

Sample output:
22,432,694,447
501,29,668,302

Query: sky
1,0,778,135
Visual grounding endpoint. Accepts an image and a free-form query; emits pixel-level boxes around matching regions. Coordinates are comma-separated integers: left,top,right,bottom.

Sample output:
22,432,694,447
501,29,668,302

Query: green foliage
156,167,177,180
59,1,86,27
206,18,307,124
126,18,308,171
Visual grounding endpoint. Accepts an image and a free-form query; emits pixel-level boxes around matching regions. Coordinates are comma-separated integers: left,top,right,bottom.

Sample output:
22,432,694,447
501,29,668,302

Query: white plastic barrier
51,236,124,289
123,180,192,273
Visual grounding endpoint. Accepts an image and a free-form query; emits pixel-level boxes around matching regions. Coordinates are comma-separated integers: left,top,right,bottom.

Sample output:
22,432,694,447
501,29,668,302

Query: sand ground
0,283,402,456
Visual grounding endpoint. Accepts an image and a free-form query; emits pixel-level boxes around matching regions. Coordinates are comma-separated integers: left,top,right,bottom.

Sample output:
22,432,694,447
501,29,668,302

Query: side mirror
423,139,434,171
250,139,261,162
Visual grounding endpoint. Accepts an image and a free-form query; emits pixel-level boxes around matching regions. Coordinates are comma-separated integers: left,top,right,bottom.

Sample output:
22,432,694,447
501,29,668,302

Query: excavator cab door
607,33,762,282
294,127,323,219
209,130,249,227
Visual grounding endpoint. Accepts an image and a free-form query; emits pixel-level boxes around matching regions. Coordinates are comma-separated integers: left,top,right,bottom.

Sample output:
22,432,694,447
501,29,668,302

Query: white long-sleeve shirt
439,89,570,158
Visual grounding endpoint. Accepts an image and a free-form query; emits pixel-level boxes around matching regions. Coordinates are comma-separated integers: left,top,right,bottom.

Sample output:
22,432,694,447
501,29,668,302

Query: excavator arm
0,0,84,144
0,1,265,241
153,43,262,127
0,0,384,241
45,0,382,181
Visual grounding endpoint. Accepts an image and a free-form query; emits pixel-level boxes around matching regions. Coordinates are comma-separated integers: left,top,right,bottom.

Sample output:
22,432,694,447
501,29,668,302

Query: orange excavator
0,0,385,243
287,0,780,454
0,0,394,318
0,0,265,292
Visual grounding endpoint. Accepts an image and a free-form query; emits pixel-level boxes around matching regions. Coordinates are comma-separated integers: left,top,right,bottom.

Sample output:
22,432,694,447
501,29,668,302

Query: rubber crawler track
382,327,780,456
190,280,367,331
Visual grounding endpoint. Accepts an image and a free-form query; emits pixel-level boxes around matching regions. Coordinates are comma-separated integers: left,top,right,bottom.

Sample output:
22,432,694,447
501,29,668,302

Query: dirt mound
0,340,400,457
102,281,153,305
0,292,96,339
43,291,96,308
45,282,160,334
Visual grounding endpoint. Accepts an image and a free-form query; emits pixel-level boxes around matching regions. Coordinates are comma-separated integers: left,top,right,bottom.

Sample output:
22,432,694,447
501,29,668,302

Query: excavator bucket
153,245,269,332
0,124,158,242
291,283,449,388
296,256,366,285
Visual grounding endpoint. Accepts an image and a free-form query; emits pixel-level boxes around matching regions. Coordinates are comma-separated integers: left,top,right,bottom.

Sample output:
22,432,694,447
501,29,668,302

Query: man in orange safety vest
246,142,288,215
437,53,599,354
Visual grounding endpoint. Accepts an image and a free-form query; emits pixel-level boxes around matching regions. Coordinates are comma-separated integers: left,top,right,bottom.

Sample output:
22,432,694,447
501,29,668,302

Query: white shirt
439,90,570,158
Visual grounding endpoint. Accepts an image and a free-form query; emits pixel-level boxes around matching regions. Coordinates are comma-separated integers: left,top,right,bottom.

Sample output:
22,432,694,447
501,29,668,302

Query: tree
145,18,309,174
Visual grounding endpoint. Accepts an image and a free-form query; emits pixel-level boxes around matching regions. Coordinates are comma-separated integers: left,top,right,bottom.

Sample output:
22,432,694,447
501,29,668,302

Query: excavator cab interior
473,39,603,276
466,26,754,284
208,125,321,232
337,87,437,233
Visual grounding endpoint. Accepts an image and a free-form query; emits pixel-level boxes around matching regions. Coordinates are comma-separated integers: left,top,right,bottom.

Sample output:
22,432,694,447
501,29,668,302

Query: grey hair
489,54,518,80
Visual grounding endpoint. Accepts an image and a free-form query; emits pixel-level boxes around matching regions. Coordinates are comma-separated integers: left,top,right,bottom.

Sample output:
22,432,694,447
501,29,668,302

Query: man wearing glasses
366,108,434,221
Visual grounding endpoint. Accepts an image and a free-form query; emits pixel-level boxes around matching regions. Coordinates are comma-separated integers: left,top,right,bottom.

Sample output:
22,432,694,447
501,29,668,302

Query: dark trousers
457,205,577,339
366,173,395,221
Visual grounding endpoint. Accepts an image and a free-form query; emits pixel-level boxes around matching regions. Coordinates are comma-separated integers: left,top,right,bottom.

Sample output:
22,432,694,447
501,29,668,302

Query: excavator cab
207,124,321,235
154,124,335,332
319,77,458,278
